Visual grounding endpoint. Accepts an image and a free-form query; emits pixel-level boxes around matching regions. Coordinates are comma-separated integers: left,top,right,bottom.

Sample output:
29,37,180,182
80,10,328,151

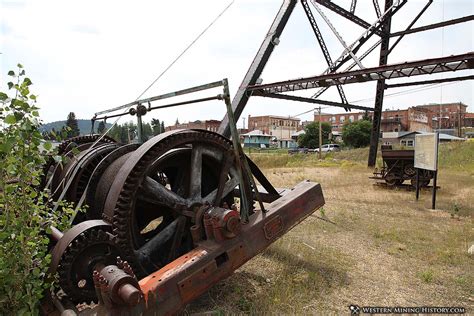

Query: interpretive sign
414,133,438,171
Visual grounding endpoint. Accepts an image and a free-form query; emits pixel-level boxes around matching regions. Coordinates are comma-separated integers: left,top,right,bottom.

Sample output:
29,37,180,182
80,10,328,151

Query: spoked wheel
403,163,416,177
410,169,431,188
384,173,401,186
103,130,251,277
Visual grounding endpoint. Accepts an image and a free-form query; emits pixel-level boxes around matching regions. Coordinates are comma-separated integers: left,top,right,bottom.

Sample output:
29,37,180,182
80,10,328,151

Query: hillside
40,119,112,135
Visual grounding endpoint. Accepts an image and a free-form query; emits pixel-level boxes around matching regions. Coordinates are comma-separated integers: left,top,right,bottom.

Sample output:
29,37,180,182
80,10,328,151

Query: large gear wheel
50,220,123,304
102,130,253,278
40,134,117,192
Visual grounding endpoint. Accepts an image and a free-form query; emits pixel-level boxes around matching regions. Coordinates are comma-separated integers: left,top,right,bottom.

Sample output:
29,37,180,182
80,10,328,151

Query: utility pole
242,117,246,130
318,106,322,160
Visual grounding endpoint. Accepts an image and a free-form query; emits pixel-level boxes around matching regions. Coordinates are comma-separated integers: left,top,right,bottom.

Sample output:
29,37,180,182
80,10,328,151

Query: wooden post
415,168,420,200
318,106,322,160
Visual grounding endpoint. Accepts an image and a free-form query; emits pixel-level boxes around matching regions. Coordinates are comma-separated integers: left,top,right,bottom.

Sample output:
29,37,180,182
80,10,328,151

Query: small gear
52,221,123,304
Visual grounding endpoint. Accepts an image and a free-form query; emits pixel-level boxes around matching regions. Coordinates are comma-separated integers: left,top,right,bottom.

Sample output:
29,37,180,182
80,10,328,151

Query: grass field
186,142,473,314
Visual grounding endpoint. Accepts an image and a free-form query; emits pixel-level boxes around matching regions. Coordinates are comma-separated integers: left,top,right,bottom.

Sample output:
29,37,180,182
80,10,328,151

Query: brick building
165,119,221,132
415,102,467,130
247,115,301,148
316,102,470,135
464,113,474,128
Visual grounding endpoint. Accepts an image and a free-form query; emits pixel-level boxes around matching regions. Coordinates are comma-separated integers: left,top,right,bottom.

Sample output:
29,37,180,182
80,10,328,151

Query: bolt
116,256,124,269
122,261,135,278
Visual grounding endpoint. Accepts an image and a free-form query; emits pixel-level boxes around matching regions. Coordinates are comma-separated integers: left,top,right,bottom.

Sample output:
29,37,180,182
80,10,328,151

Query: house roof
291,130,305,137
249,115,300,121
241,130,272,137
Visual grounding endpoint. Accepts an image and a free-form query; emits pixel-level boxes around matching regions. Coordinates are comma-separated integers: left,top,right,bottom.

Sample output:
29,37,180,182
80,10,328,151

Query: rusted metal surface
43,80,326,315
101,180,325,315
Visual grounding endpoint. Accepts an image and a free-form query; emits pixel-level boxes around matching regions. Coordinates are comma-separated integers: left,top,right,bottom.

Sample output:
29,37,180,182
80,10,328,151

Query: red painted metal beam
246,53,474,94
92,181,325,315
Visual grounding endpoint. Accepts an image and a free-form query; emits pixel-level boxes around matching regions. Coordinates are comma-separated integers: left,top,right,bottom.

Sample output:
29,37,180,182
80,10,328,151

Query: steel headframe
218,0,473,167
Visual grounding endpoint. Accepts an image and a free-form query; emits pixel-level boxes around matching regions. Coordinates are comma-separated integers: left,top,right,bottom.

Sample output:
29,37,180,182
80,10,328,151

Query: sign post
414,133,439,209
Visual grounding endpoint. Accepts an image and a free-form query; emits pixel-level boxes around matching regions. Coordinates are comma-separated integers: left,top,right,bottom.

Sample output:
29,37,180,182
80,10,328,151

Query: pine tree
151,118,161,135
175,118,180,125
65,112,80,137
161,121,165,133
97,121,106,134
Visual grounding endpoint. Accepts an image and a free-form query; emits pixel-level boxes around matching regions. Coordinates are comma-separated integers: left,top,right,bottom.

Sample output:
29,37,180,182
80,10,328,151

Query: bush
298,122,331,149
342,119,372,148
0,65,72,313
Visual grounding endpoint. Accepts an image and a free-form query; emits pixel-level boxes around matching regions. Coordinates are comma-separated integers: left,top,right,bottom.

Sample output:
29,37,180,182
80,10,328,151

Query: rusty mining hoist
40,79,325,315
40,0,474,313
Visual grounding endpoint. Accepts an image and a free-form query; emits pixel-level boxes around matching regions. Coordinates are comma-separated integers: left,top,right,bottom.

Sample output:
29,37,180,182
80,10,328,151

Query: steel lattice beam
368,0,393,167
314,0,384,36
301,0,348,108
218,0,298,137
387,0,432,56
253,91,373,111
385,74,474,89
350,0,357,13
373,0,382,18
390,15,474,37
246,53,474,94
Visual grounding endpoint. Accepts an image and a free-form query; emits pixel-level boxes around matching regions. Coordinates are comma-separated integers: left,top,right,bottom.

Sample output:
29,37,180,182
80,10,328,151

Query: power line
51,1,236,215
135,0,235,100
350,81,460,104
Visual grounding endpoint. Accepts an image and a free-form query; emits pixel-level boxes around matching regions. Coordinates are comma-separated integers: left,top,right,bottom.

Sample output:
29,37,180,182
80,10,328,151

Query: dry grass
185,145,474,315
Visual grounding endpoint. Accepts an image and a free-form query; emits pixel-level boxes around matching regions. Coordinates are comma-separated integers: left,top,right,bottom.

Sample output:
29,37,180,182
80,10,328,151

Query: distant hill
40,119,112,135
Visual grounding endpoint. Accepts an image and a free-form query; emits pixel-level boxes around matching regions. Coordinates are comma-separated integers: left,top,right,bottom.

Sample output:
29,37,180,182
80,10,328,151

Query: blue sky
1,0,472,127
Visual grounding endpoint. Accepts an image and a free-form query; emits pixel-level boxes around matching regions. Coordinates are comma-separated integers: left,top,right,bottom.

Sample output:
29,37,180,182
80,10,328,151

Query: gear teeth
107,130,236,278
56,226,122,304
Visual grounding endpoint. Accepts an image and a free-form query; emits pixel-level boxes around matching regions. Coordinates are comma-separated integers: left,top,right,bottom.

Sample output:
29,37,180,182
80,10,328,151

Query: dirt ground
185,163,473,314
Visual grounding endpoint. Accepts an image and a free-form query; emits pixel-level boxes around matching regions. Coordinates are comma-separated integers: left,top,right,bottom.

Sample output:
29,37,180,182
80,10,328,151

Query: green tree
65,112,80,137
0,65,74,313
298,121,331,149
161,121,165,133
142,122,153,140
151,118,161,135
97,121,106,134
175,118,180,125
342,119,372,148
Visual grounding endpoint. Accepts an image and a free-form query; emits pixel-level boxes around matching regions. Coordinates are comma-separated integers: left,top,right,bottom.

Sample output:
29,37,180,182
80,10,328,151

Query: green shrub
0,65,73,313
342,119,372,148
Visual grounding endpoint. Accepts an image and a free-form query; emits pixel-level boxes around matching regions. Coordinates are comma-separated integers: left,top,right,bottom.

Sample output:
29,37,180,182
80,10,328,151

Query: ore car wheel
103,130,250,277
384,173,399,186
403,164,416,177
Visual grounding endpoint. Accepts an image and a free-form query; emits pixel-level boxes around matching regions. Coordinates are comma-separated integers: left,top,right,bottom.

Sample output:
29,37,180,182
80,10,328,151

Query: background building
316,102,470,137
165,119,221,132
247,115,301,148
416,102,467,131
241,130,272,148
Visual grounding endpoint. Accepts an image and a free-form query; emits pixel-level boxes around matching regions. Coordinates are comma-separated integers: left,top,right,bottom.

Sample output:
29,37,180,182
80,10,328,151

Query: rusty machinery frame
217,0,474,167
42,1,473,314
42,79,325,315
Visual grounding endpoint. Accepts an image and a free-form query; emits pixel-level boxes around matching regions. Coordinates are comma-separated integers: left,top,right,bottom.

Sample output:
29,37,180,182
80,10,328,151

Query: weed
419,269,435,283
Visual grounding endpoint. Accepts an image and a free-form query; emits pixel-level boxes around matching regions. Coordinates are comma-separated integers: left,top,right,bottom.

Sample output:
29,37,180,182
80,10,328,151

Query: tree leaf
0,92,8,101
8,70,15,76
5,114,16,124
43,141,52,151
23,78,32,86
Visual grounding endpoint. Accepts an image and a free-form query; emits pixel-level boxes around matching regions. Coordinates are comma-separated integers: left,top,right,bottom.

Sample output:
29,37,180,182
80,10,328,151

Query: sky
1,0,473,128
